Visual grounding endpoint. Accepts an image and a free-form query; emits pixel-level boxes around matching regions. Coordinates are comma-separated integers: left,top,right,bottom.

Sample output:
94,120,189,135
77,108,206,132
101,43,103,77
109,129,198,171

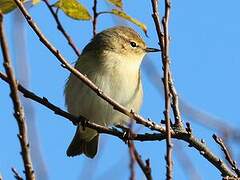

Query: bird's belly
66,70,143,126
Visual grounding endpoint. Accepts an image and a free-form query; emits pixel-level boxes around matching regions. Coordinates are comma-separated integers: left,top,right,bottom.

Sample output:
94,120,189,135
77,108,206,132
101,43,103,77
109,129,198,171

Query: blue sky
1,0,240,179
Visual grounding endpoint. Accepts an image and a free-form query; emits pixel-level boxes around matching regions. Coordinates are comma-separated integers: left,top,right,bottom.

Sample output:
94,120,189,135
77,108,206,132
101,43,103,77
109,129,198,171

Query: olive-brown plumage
65,26,159,158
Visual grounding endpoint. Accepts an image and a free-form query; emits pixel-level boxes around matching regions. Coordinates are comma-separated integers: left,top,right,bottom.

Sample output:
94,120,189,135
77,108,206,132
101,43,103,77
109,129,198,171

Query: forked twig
11,168,23,180
213,134,240,177
42,0,81,57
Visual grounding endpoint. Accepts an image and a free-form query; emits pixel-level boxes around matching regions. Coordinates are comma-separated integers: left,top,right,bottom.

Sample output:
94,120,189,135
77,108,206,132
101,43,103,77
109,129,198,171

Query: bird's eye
130,41,137,48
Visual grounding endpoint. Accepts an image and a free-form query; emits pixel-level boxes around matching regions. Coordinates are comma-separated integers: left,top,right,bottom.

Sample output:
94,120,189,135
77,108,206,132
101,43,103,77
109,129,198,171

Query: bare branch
131,141,153,180
213,134,240,177
151,0,173,178
11,168,23,180
169,73,183,127
42,0,81,57
92,0,98,36
0,13,35,180
162,0,173,178
128,141,136,180
143,60,240,143
12,10,48,179
0,71,162,142
0,71,236,177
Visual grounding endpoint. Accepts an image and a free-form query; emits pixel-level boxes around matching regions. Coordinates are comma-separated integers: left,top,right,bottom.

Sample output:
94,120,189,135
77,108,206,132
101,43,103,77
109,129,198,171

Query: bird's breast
65,54,143,126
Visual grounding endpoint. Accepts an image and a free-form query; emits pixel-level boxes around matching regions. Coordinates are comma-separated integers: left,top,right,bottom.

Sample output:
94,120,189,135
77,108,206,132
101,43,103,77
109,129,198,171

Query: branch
151,0,173,178
162,0,173,178
131,141,153,180
0,71,160,141
128,121,136,180
11,168,24,180
143,59,240,143
180,127,236,178
0,71,236,177
213,134,240,177
128,141,136,180
92,0,98,36
42,0,81,57
12,0,166,134
169,72,183,127
0,13,35,180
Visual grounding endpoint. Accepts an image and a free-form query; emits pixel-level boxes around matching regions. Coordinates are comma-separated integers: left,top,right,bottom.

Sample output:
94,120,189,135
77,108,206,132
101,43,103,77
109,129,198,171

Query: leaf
54,0,91,20
0,0,17,14
32,0,40,5
106,0,122,9
0,0,39,14
110,9,147,35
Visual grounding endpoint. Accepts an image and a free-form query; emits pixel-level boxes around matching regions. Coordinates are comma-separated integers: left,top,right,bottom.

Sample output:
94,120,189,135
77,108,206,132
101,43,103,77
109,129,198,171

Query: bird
64,26,160,158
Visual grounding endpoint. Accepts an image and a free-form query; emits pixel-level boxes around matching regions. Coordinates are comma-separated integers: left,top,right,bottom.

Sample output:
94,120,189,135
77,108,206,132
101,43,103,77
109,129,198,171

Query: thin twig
131,142,153,180
13,0,166,134
128,121,136,180
169,73,183,127
42,0,80,57
0,70,161,141
150,0,164,49
0,13,35,180
92,0,98,36
162,0,173,178
128,141,136,180
151,0,173,179
143,60,240,142
0,71,236,177
213,134,240,177
11,168,24,180
12,10,49,179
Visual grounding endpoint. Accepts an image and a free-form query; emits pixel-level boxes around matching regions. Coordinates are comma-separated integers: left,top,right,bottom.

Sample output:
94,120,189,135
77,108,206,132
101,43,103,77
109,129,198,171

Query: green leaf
110,9,147,35
106,0,122,9
54,0,91,20
0,0,17,14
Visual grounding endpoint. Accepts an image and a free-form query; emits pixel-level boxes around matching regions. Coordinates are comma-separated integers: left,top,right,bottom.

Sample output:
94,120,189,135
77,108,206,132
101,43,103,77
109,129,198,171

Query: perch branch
0,71,236,178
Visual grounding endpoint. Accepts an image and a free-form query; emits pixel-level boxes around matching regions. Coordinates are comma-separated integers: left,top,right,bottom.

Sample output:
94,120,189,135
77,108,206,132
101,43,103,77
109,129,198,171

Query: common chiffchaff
65,26,159,158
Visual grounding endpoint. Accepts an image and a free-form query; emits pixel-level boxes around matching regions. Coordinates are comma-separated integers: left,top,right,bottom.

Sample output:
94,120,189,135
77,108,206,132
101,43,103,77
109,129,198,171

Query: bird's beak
145,47,160,53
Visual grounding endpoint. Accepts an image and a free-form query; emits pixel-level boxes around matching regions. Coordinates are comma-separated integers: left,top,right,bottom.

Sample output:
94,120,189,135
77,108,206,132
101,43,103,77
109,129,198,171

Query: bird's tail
66,126,99,158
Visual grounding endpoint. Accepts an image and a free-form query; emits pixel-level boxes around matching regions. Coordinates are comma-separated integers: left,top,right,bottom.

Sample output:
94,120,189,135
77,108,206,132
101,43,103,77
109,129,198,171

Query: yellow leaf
54,0,91,20
32,0,40,4
0,0,17,14
106,0,122,9
110,9,147,35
